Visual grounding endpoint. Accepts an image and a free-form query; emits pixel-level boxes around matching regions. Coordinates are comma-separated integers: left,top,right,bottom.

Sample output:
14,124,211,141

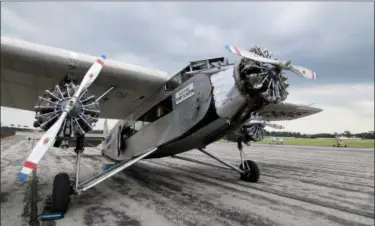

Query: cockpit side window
165,73,182,91
165,65,192,91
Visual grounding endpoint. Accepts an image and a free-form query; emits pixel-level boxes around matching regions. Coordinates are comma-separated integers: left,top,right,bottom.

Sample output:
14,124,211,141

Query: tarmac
1,135,374,226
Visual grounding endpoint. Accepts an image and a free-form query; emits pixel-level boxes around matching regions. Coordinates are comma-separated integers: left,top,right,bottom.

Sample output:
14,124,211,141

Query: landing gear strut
48,134,159,216
237,138,260,182
197,140,260,183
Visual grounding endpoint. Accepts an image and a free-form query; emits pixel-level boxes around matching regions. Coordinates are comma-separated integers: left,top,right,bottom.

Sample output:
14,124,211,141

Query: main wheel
239,160,260,183
51,173,71,213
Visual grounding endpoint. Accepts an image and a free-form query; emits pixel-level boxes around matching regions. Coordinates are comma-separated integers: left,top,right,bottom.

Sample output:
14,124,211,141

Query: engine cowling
33,82,100,138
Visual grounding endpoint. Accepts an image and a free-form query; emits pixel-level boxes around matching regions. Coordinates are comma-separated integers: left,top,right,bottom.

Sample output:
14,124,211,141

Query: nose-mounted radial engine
235,46,289,104
225,44,316,133
227,44,316,108
33,82,100,149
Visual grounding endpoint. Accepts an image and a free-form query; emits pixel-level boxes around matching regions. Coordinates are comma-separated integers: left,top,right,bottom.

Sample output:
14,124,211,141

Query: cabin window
139,96,173,123
123,96,174,140
135,96,173,127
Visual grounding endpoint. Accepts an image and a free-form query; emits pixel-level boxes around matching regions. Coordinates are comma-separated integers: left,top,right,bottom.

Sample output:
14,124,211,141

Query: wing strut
75,147,158,193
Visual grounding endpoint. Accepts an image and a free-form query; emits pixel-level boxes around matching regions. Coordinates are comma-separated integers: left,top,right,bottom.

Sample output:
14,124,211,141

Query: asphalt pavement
1,135,374,226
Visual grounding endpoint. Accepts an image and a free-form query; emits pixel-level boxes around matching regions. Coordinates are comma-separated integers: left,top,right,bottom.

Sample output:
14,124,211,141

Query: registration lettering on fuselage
175,83,195,104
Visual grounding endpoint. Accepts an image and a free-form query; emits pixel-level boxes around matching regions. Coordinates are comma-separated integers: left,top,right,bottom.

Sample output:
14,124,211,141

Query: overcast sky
1,2,374,134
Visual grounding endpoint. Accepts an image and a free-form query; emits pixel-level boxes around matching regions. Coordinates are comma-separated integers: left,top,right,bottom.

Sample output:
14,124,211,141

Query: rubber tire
51,173,71,213
239,160,260,183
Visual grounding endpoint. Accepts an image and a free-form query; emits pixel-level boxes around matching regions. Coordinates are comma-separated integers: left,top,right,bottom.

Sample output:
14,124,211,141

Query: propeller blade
225,44,279,65
225,44,316,80
289,65,316,80
18,55,107,181
73,55,106,100
19,112,68,181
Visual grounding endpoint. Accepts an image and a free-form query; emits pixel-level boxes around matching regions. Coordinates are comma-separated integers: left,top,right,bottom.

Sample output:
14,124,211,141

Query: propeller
225,44,316,80
19,55,107,181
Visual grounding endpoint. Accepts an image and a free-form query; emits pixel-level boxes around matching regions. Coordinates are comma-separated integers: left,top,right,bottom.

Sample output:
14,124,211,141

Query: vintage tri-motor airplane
1,36,322,215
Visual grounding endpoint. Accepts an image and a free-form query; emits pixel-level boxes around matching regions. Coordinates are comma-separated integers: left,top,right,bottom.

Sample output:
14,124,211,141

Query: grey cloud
1,2,373,84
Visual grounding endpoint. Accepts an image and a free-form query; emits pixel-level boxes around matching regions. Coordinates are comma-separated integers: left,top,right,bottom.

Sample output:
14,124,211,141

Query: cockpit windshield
164,57,227,91
165,65,192,91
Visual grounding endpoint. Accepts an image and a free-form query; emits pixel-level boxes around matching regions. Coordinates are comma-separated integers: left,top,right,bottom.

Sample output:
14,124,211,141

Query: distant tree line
264,130,375,139
1,125,374,140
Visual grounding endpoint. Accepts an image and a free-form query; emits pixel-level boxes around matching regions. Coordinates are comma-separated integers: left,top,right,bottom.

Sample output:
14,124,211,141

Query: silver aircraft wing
256,102,323,121
1,36,170,119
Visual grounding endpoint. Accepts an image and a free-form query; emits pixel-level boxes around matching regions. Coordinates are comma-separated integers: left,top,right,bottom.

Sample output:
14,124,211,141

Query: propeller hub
34,82,100,134
57,98,83,117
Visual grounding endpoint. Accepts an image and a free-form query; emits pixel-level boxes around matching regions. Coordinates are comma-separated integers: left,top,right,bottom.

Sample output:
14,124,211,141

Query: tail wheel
51,173,71,213
239,160,260,183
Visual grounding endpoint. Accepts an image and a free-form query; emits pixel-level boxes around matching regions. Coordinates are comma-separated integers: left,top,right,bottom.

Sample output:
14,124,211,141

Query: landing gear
48,134,159,216
239,160,260,182
237,138,260,182
51,173,71,213
197,140,260,183
50,134,85,215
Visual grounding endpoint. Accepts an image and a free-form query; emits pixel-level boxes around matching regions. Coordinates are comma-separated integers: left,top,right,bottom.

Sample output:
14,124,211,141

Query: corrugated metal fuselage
102,66,247,161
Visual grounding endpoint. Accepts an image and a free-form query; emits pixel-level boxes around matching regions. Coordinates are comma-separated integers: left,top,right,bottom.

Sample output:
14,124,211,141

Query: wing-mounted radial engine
19,55,109,182
240,123,266,143
33,83,101,149
31,56,114,151
236,113,285,145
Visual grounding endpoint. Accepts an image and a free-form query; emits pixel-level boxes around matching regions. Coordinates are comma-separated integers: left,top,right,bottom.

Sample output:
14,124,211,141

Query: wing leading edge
256,102,323,121
1,36,170,119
